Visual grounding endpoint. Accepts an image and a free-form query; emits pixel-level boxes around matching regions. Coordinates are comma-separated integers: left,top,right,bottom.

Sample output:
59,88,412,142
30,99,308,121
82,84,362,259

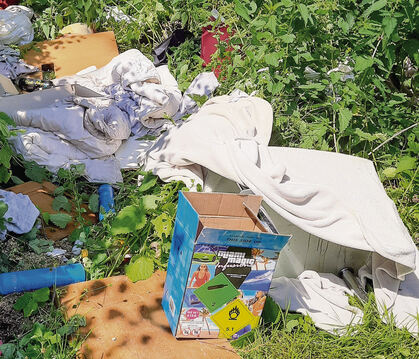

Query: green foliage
234,295,419,358
0,112,18,184
88,193,99,213
24,161,49,183
28,238,53,254
52,195,71,212
75,170,186,280
13,288,50,317
42,212,72,229
0,317,86,359
125,255,154,282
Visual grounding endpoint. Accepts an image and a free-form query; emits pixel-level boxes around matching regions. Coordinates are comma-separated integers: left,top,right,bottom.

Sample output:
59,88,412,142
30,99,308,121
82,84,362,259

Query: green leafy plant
13,287,50,317
0,112,20,184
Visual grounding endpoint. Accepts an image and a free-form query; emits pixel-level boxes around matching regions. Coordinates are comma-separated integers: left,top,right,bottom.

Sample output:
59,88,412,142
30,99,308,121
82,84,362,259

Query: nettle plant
69,171,187,281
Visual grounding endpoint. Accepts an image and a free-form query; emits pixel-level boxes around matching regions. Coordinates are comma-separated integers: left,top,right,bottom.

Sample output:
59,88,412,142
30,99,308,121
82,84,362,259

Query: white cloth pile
270,271,363,334
136,92,418,335
0,5,34,46
0,189,39,240
2,49,218,183
0,6,37,79
0,45,37,79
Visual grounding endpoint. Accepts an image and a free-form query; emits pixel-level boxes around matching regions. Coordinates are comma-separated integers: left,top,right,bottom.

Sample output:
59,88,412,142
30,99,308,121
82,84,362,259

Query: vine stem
331,84,338,152
372,33,383,59
368,122,418,155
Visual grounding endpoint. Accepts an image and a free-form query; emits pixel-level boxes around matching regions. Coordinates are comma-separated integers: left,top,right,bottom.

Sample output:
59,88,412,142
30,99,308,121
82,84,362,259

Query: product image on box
162,192,292,340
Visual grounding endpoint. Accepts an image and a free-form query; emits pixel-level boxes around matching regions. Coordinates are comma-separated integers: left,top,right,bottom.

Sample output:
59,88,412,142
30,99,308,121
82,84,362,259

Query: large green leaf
138,172,158,193
33,287,50,303
151,213,172,239
126,255,154,282
142,195,160,210
338,108,352,133
52,195,71,212
88,193,99,213
23,300,38,317
0,112,16,126
0,201,8,218
280,34,296,44
354,56,374,72
13,293,32,311
50,213,72,229
233,0,251,22
110,205,146,235
363,0,387,18
382,17,397,39
396,156,416,173
24,162,48,183
297,4,310,25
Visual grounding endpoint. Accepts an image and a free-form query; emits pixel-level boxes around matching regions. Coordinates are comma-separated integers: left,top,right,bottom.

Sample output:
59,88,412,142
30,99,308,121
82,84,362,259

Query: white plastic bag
0,6,34,46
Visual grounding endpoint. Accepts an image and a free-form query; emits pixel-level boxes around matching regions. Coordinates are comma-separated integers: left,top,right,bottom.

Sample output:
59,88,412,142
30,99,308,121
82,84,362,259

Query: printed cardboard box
162,192,291,339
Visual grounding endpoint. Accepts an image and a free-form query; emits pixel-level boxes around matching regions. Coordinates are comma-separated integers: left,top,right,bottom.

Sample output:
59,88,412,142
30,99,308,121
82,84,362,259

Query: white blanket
139,93,418,333
3,50,185,183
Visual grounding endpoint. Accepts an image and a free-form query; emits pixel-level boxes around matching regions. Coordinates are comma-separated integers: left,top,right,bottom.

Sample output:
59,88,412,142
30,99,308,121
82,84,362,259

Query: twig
368,122,418,155
331,84,339,152
372,33,383,59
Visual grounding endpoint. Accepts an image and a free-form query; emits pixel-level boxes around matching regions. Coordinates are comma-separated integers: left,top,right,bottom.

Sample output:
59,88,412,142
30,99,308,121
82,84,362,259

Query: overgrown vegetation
0,0,418,358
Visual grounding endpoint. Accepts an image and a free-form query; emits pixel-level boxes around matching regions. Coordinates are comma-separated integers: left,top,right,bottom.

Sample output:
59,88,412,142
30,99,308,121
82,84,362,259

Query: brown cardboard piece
59,272,239,359
22,32,119,79
8,181,96,241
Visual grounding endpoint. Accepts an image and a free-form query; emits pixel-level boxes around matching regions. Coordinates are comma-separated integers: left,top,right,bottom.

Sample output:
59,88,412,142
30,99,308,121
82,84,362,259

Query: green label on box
194,273,240,312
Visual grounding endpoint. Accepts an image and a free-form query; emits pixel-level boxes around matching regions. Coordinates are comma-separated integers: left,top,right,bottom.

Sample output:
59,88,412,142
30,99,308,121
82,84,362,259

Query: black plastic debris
152,29,193,67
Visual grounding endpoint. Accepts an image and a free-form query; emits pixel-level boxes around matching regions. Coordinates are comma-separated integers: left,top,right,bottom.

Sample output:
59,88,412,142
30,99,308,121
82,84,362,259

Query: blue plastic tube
0,263,85,295
98,184,115,221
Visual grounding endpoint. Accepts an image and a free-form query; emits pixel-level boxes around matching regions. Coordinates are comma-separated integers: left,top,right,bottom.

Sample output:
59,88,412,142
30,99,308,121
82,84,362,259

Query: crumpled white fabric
269,271,363,334
173,72,219,121
359,252,419,335
54,50,182,137
139,92,418,333
3,84,128,183
10,98,129,158
0,6,34,46
0,45,37,79
4,49,185,183
0,189,39,240
9,126,123,183
115,136,154,169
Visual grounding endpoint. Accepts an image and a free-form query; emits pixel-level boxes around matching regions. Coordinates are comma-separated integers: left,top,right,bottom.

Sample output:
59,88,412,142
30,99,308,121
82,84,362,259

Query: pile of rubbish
0,3,418,357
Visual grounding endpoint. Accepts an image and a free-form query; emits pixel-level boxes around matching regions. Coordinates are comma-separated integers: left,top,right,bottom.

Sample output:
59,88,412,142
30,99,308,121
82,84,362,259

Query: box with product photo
162,191,291,340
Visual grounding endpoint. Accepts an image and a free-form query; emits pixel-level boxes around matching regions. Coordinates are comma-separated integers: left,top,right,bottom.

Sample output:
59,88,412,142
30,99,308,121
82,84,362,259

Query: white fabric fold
269,271,363,334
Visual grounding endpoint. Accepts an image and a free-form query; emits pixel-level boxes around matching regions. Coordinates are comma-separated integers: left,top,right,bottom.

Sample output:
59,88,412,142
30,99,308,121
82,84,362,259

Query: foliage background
20,0,419,242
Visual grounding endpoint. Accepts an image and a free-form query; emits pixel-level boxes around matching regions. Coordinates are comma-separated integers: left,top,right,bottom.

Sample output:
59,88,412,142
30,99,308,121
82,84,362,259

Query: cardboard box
162,192,291,339
22,31,119,79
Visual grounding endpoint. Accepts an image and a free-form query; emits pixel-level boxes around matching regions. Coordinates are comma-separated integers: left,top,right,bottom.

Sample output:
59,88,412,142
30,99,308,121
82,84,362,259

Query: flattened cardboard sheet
59,272,239,359
22,32,119,78
8,181,96,241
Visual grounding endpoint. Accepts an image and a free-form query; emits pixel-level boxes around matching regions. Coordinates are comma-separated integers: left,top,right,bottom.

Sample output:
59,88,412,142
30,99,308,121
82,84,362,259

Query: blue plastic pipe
98,184,115,221
0,263,85,295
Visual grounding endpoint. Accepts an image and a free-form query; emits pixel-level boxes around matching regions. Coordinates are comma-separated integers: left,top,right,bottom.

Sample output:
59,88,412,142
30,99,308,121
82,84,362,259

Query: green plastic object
194,273,239,312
